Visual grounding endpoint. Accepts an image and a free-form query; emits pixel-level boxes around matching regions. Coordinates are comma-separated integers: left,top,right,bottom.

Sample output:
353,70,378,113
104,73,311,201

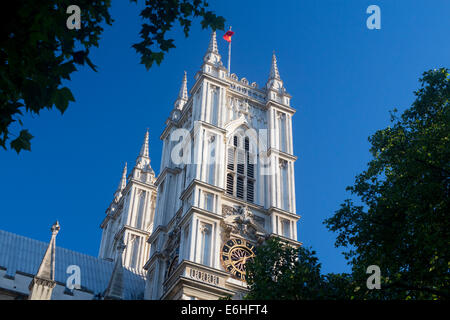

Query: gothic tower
99,130,157,272
144,31,300,300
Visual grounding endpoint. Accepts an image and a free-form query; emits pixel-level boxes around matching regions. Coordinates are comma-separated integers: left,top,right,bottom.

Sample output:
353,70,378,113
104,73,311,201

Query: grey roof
0,230,146,299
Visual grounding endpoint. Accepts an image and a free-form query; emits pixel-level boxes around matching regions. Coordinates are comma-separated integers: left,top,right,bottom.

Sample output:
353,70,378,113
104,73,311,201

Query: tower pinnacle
179,71,188,100
28,221,60,300
270,51,281,80
120,162,127,189
266,51,284,90
134,129,154,178
203,30,222,65
174,71,188,110
139,129,150,159
207,30,219,54
114,162,127,200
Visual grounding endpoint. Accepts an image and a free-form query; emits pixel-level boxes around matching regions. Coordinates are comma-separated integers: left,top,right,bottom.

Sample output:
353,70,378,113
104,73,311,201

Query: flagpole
227,26,232,76
228,40,231,76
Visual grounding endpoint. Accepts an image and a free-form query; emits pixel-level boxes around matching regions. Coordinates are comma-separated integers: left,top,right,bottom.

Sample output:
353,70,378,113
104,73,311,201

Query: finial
51,221,60,235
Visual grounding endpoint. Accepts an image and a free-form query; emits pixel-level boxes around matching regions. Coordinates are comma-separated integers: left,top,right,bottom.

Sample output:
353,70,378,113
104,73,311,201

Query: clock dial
220,238,255,280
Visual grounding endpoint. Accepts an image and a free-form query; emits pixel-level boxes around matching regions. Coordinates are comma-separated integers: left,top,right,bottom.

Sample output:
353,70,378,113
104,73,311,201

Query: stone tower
99,130,157,272
144,31,300,300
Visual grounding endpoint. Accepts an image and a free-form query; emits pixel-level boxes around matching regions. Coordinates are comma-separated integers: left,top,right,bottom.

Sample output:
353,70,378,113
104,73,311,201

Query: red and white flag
223,29,234,43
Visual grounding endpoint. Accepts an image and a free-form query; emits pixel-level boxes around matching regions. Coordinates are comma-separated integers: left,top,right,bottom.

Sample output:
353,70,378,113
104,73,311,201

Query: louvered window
226,173,234,195
227,147,234,171
226,135,256,203
236,177,244,199
247,180,254,203
237,149,245,174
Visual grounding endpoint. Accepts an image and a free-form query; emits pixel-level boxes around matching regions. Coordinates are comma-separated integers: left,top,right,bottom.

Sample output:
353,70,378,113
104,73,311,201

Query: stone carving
279,159,288,169
163,214,181,260
199,222,211,234
221,205,267,244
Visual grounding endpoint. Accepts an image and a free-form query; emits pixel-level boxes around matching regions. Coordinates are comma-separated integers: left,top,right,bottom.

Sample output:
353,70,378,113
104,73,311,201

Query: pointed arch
225,118,258,204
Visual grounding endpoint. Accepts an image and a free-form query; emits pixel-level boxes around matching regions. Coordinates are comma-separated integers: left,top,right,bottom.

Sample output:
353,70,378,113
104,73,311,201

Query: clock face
220,238,256,280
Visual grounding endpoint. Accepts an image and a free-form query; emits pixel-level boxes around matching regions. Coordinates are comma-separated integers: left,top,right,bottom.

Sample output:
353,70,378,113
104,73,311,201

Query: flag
223,30,234,43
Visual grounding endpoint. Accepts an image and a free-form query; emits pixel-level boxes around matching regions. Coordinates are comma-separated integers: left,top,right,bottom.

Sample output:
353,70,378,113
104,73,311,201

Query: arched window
226,134,255,203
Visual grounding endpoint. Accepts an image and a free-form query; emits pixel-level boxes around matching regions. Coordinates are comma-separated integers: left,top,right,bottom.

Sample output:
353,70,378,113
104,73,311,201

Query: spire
174,71,188,110
36,221,60,280
139,129,149,159
203,30,222,65
207,30,218,54
114,162,127,200
266,51,284,91
120,162,127,190
270,51,281,80
179,71,188,100
134,129,154,178
28,221,60,300
103,237,126,300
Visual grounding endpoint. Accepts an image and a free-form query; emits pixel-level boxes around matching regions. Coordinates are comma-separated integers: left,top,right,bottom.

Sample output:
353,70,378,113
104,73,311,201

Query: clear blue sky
1,0,449,274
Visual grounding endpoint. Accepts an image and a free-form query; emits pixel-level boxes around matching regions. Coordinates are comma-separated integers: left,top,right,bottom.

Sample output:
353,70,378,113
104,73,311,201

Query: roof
0,229,146,299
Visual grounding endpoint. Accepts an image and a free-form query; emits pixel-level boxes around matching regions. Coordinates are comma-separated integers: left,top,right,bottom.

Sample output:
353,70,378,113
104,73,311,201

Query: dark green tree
245,237,353,300
325,68,450,300
0,0,224,153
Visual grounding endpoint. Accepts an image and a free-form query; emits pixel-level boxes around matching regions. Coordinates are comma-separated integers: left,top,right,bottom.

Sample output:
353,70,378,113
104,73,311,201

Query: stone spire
120,162,127,189
203,30,222,65
179,71,188,100
266,51,284,91
208,30,218,53
174,71,188,110
114,162,127,201
139,130,150,159
133,129,155,181
103,237,126,300
28,221,60,300
135,130,150,168
270,51,281,80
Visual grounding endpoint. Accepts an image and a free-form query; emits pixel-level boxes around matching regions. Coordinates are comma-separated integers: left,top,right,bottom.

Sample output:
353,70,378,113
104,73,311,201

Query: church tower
144,31,300,300
99,130,157,272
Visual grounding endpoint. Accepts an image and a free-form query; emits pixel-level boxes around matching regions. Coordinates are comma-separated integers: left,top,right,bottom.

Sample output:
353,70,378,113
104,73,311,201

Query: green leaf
10,130,34,154
53,87,75,114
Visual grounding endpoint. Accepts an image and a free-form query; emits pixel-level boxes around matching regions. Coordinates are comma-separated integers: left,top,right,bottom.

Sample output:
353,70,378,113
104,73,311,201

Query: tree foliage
132,0,225,70
246,69,449,300
324,68,450,300
0,0,224,153
245,237,353,300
